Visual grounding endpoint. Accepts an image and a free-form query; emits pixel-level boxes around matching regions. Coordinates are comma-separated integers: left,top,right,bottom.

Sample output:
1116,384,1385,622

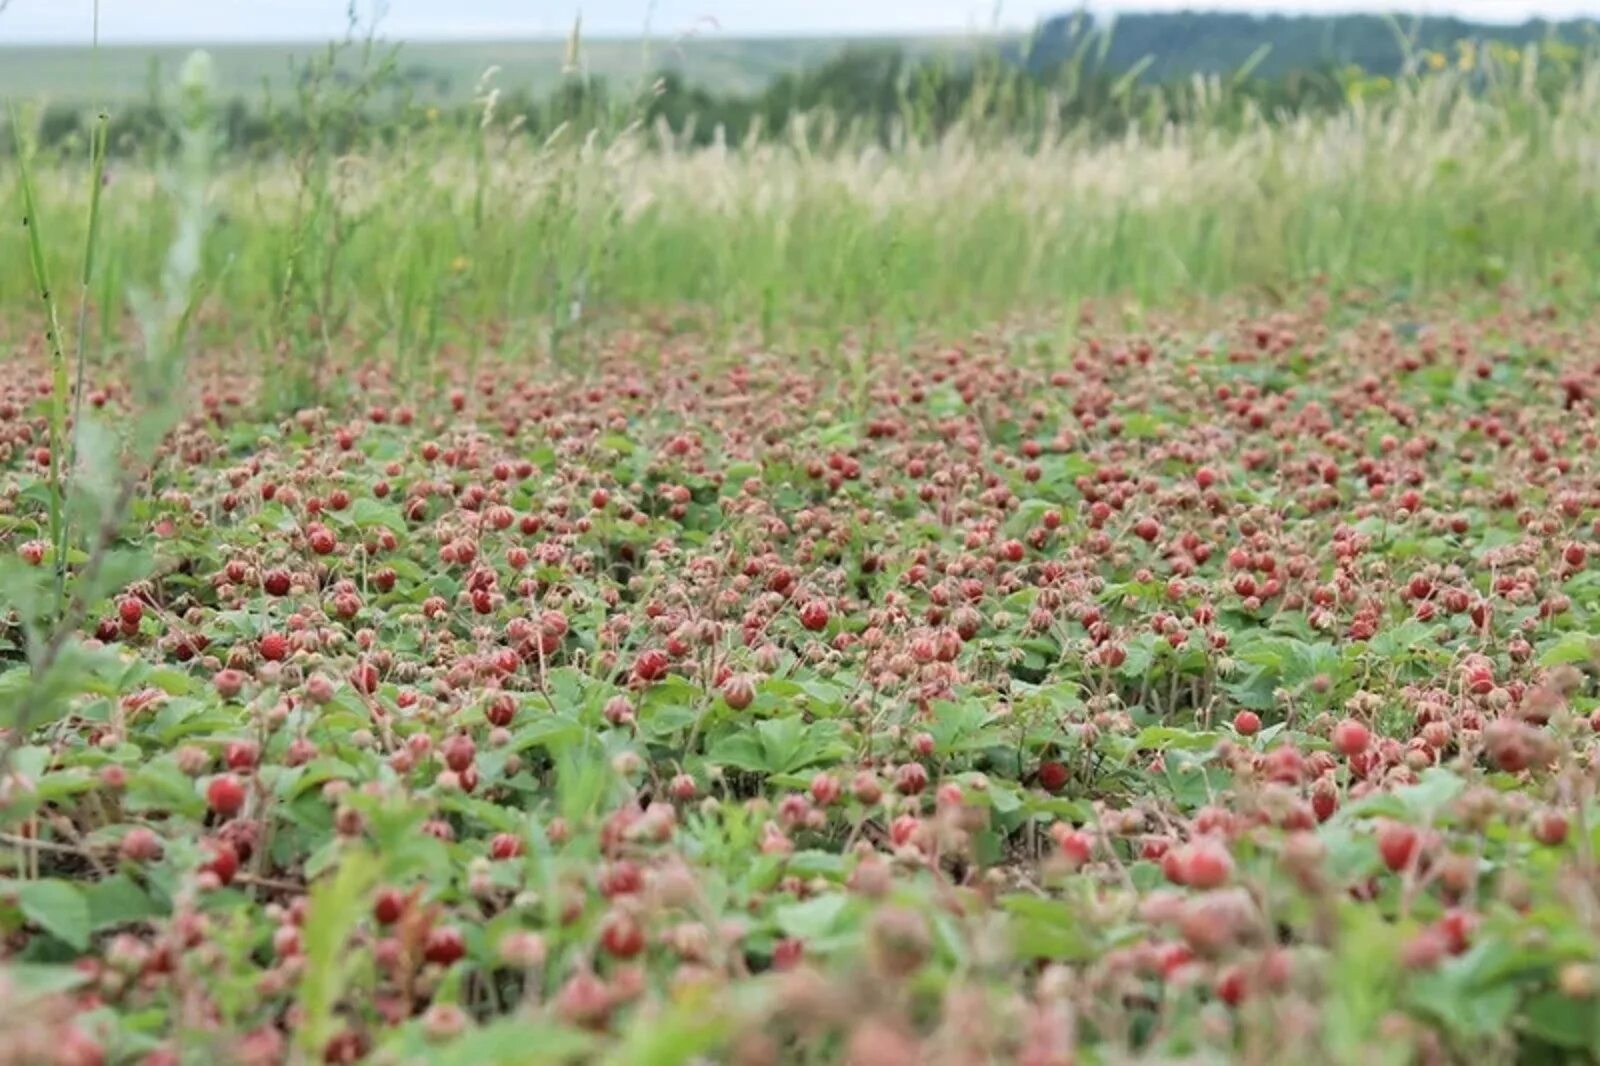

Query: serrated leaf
12,879,91,950
774,893,852,941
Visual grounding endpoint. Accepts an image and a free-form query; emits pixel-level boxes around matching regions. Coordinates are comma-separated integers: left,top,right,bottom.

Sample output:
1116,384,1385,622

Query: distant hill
5,11,1599,110
0,35,990,105
1028,11,1600,81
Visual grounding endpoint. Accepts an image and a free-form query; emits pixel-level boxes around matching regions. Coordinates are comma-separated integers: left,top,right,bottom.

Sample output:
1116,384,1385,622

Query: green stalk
9,107,71,617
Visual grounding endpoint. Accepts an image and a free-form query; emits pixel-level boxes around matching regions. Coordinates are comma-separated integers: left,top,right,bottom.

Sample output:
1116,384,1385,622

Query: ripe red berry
489,833,524,860
1233,711,1261,737
631,649,670,683
1534,809,1569,847
423,926,466,966
893,762,928,796
264,570,292,597
1332,718,1371,757
599,910,645,959
203,839,239,886
118,597,144,626
799,600,830,632
120,827,164,863
224,741,259,771
485,692,516,727
206,774,247,818
442,734,476,773
720,674,755,710
259,632,289,661
1377,821,1420,873
373,887,406,925
1037,761,1070,793
308,528,337,556
1180,840,1234,889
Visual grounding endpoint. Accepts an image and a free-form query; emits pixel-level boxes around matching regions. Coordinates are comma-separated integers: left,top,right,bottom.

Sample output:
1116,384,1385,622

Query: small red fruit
1233,711,1261,737
118,597,144,626
799,600,830,632
1332,718,1371,757
206,774,247,818
260,633,289,661
1037,760,1070,793
373,887,406,925
1377,821,1419,873
424,926,466,966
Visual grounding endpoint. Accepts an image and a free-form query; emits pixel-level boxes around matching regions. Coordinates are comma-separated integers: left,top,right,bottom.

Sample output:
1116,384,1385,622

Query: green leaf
1538,631,1599,668
86,874,161,930
1001,895,1092,961
346,498,407,533
296,849,380,1058
13,879,91,950
419,1020,594,1065
1522,991,1600,1051
2,963,90,1002
774,893,852,941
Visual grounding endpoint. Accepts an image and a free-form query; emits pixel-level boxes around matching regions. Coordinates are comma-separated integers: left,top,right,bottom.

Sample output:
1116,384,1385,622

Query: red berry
120,827,164,863
1180,839,1234,889
309,528,337,556
259,633,289,661
442,734,476,773
1233,711,1261,737
264,570,292,597
1037,760,1070,793
118,597,144,626
599,910,645,959
1377,821,1419,873
631,649,670,683
489,833,523,860
224,741,258,771
1534,809,1569,847
206,774,247,818
373,887,406,925
203,839,239,885
423,926,466,966
1332,718,1371,757
799,600,830,632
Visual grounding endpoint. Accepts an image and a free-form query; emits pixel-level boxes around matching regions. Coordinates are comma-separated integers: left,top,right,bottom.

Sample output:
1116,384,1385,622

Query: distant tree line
13,11,1598,159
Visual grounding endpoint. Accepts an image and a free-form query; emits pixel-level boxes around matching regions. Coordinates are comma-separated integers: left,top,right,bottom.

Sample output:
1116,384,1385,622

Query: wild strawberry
720,673,755,710
203,839,240,886
118,597,144,626
120,827,164,863
308,528,337,556
1037,760,1070,793
490,833,524,860
213,669,245,699
372,887,406,925
423,926,466,966
1233,711,1261,736
206,774,247,818
1332,718,1370,757
632,649,670,683
1377,821,1419,873
799,600,830,632
442,734,476,773
259,632,289,661
224,741,258,771
599,910,645,958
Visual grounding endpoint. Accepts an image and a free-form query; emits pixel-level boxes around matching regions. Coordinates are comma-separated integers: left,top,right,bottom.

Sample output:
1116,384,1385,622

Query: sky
3,0,1599,43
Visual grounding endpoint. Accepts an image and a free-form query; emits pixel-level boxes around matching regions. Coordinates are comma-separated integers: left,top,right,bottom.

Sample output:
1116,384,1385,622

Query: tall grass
5,46,1600,390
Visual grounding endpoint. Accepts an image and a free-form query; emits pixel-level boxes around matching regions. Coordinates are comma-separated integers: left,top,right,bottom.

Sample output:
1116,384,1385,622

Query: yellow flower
450,256,469,273
1426,51,1446,72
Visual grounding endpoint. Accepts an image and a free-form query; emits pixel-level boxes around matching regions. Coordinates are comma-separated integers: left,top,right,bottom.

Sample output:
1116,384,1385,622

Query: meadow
1,29,1600,1066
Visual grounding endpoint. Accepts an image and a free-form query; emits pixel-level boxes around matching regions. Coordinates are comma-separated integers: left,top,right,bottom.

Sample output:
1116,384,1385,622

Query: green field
3,30,1600,1066
0,33,992,103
